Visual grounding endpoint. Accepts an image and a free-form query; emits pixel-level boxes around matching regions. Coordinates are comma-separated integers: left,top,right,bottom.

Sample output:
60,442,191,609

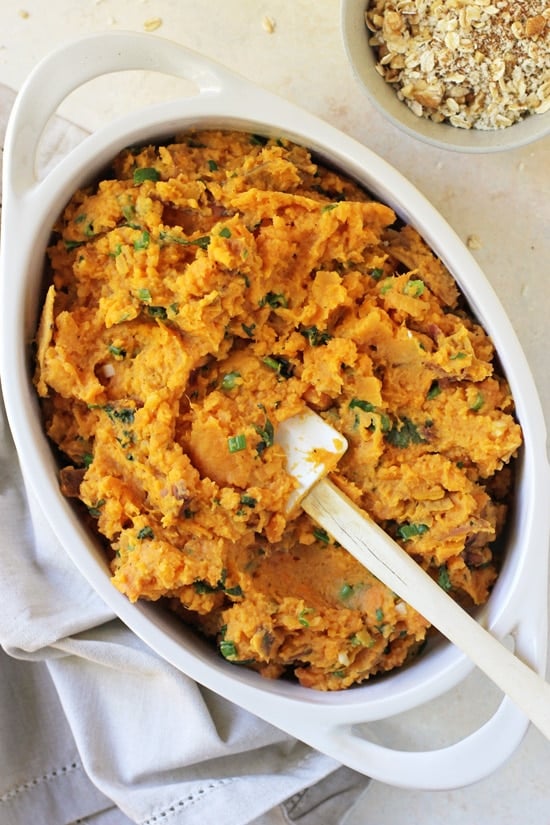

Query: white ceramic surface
341,0,550,153
1,30,549,793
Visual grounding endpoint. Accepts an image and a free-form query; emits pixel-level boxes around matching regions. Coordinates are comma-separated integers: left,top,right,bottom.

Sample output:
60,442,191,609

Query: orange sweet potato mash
35,130,522,690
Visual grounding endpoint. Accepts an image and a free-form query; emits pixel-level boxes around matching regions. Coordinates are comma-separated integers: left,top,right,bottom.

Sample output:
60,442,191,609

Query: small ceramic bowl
341,0,550,153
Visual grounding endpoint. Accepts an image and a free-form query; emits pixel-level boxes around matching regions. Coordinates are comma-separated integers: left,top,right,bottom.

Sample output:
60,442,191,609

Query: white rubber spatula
276,408,550,740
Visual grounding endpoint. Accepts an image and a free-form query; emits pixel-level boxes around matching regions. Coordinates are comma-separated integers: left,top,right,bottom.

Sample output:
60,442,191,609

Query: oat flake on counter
366,0,550,129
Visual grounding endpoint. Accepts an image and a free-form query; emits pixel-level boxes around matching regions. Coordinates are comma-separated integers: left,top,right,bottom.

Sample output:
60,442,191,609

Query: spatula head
275,408,348,512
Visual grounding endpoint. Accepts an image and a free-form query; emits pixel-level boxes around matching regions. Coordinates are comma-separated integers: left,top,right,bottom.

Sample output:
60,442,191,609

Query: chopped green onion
108,344,126,358
137,288,152,303
159,231,211,249
349,398,376,413
470,391,484,412
242,322,256,338
262,355,294,378
137,526,154,540
299,326,332,347
221,371,241,391
64,239,86,251
147,306,168,319
134,231,150,251
339,583,354,600
219,640,238,659
403,279,425,297
384,417,425,448
313,527,330,544
228,434,247,453
298,608,314,627
87,499,105,518
253,409,274,453
259,291,288,309
219,226,232,238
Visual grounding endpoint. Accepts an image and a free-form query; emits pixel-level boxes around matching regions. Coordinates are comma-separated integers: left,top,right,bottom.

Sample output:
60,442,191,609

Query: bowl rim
340,0,550,154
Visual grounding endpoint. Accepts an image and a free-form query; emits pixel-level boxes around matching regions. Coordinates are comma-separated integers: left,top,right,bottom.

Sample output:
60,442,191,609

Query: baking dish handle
2,31,236,198
317,612,546,790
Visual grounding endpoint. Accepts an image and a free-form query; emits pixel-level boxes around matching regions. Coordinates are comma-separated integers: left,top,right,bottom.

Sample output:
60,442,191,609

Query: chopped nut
144,17,162,32
525,14,546,36
366,0,550,130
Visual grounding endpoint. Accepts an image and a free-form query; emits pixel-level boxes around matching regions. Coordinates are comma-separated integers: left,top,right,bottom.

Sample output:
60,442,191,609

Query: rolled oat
366,0,550,129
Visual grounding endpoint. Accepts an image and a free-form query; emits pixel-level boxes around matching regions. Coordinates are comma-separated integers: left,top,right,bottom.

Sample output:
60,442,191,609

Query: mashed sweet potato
35,130,522,690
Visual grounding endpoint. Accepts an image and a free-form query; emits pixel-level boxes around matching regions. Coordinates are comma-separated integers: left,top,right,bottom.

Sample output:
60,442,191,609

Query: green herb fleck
384,417,426,448
253,408,274,454
259,292,288,309
108,344,126,358
87,499,105,518
349,398,376,413
470,391,484,412
438,566,452,591
262,355,294,378
137,288,152,303
137,526,154,540
64,239,86,251
396,522,429,541
427,381,441,400
242,322,256,338
133,167,160,184
147,306,168,319
298,608,314,627
219,226,232,238
313,527,330,544
159,231,211,249
299,326,332,347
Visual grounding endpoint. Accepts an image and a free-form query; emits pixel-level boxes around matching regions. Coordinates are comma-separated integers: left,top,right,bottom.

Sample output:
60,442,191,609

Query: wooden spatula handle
303,477,550,741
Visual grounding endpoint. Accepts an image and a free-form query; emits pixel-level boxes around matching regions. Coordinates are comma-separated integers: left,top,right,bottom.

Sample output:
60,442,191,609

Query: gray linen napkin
0,84,370,825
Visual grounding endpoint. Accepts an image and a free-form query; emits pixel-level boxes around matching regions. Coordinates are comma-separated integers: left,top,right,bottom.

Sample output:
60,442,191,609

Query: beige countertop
1,2,549,822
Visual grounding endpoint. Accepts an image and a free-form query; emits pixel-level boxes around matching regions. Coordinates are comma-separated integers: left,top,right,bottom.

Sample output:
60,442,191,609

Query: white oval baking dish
1,32,548,791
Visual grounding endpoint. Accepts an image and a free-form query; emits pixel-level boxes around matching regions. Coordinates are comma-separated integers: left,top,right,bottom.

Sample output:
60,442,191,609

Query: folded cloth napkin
0,85,370,825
